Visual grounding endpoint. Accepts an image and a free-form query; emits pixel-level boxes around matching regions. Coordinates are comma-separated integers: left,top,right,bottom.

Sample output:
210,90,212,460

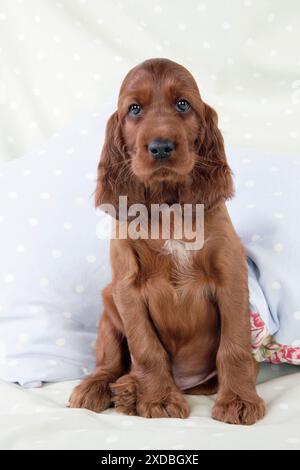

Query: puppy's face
118,60,205,184
96,59,233,210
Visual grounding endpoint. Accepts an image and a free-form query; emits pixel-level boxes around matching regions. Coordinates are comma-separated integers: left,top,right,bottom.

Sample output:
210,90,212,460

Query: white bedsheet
0,365,299,450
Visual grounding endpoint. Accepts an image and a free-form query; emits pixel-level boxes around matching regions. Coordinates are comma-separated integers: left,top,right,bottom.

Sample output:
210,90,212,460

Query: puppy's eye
128,103,142,116
176,99,191,113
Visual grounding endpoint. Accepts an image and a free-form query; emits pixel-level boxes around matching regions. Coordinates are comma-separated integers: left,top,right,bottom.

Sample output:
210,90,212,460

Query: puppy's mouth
150,164,190,183
130,146,195,183
152,165,175,178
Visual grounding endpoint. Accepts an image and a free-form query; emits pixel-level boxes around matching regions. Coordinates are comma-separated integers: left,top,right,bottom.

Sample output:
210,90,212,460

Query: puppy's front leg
212,259,265,425
111,280,189,419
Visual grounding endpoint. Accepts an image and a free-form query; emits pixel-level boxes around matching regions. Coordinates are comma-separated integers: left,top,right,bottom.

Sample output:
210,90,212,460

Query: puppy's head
96,58,233,209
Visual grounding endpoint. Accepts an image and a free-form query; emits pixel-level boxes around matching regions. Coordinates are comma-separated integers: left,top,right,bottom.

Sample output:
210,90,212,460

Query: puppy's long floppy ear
95,111,128,210
192,103,234,208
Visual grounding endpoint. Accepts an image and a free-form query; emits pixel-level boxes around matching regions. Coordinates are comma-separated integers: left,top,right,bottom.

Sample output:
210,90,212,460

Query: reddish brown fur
69,58,265,425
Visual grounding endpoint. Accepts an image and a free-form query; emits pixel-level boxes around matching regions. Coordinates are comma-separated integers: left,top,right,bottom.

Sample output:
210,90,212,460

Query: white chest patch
163,240,192,267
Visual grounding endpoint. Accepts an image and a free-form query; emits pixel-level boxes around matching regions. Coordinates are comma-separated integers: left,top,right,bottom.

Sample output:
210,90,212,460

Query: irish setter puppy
69,58,265,425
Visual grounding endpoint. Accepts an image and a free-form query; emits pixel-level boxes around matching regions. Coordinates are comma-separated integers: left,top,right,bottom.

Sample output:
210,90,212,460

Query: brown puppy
69,58,265,425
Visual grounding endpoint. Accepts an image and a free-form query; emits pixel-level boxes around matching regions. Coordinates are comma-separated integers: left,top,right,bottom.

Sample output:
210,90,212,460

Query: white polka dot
273,243,284,252
52,249,62,258
292,340,300,348
0,216,4,224
287,438,299,444
53,169,63,176
29,306,40,314
105,435,118,444
47,360,58,366
40,192,50,200
274,212,284,219
86,255,96,263
244,180,255,188
40,277,49,287
63,222,72,230
294,312,300,321
18,333,29,343
28,218,38,226
8,191,18,199
4,274,14,284
271,281,281,290
75,285,85,294
90,340,96,349
75,197,85,205
267,13,275,22
273,385,284,391
16,244,25,253
278,403,289,410
56,338,65,347
63,311,72,319
222,21,230,30
121,420,133,427
66,147,75,155
23,169,32,176
35,406,46,413
8,360,18,367
184,420,197,427
85,172,95,180
251,234,261,242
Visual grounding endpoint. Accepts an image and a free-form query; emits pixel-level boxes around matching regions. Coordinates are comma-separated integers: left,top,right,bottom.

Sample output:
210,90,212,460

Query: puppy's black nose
148,139,175,160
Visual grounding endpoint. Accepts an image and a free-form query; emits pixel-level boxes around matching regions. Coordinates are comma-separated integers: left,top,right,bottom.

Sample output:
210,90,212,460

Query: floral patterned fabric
250,308,300,365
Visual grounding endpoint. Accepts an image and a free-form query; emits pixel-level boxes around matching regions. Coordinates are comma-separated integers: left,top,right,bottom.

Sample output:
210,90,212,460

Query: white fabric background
0,0,300,163
1,365,300,450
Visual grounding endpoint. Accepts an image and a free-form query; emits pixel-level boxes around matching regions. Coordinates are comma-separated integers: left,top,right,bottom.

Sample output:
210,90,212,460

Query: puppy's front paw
137,389,190,419
212,394,265,425
110,374,138,416
69,375,111,412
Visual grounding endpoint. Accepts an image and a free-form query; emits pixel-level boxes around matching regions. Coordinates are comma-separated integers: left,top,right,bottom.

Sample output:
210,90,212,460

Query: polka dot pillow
228,148,300,363
0,108,113,387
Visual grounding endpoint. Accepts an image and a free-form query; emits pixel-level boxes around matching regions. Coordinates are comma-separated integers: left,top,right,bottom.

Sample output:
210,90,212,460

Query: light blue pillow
0,104,299,386
228,148,300,349
0,109,113,387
